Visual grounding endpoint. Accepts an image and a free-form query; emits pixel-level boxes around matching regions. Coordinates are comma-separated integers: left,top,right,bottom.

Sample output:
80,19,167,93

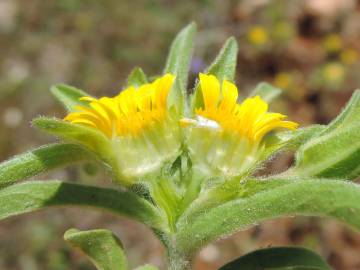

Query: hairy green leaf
276,125,325,150
33,117,108,151
192,37,238,109
51,84,91,112
177,178,360,254
219,247,331,270
292,122,360,179
0,180,165,231
204,37,238,82
320,90,360,135
65,228,128,270
164,22,196,114
134,265,159,270
32,117,122,179
0,144,91,188
289,90,360,180
250,82,282,103
127,67,148,88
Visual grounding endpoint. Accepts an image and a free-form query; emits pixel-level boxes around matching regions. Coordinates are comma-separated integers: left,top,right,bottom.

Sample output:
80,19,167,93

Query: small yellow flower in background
322,62,345,86
274,72,292,90
340,48,358,65
323,34,343,53
64,74,181,182
182,74,298,177
247,26,268,46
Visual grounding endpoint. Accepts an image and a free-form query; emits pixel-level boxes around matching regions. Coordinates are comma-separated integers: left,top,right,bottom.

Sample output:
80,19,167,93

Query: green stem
167,243,192,270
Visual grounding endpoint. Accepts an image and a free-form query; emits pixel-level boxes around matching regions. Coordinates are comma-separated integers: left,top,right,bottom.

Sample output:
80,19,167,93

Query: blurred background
0,0,360,269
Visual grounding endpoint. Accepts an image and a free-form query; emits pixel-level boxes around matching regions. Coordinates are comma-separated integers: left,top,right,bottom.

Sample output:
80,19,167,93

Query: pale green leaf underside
51,84,91,112
65,228,128,270
0,143,91,188
164,22,196,114
177,178,360,254
32,117,120,177
0,180,164,230
127,67,148,88
250,82,282,103
192,37,238,110
205,37,238,82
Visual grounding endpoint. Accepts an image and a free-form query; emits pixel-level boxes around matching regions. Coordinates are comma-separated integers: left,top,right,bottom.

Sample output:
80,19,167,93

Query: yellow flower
323,34,342,53
190,73,297,141
64,74,182,183
247,26,268,46
340,49,358,65
182,74,298,177
65,74,175,138
274,72,292,90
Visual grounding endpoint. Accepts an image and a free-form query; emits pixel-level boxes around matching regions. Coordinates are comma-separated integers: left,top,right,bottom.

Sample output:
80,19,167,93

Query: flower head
65,74,175,138
182,74,298,177
64,74,181,183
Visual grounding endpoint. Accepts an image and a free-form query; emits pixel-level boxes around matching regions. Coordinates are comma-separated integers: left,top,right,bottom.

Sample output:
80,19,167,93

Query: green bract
0,23,359,270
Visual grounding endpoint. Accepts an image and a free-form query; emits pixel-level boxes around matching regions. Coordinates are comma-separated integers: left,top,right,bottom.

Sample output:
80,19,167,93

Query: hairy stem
167,249,192,270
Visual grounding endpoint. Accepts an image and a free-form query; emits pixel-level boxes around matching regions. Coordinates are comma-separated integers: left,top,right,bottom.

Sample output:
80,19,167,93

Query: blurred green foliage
1,0,360,269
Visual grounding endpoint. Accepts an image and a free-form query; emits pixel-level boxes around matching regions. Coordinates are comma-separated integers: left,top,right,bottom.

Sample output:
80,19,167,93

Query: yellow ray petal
219,80,238,112
199,73,220,109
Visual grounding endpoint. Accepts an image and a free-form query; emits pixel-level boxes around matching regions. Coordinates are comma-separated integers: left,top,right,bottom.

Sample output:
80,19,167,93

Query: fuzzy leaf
177,178,360,254
250,82,282,103
290,91,360,180
164,22,196,114
51,84,91,112
65,228,128,270
204,37,238,82
134,265,159,270
292,122,360,180
0,143,91,188
275,125,325,150
32,117,124,181
127,67,148,88
219,247,331,270
192,37,238,109
33,117,108,151
0,180,165,230
320,90,360,135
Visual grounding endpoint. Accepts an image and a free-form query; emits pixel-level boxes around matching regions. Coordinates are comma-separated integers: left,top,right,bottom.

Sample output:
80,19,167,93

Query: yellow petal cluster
194,73,298,141
65,74,175,138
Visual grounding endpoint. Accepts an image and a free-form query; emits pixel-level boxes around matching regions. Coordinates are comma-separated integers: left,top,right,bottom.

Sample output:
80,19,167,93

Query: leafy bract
192,37,238,110
203,37,238,83
164,22,196,114
250,82,282,103
65,228,128,270
51,84,91,112
127,67,148,88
